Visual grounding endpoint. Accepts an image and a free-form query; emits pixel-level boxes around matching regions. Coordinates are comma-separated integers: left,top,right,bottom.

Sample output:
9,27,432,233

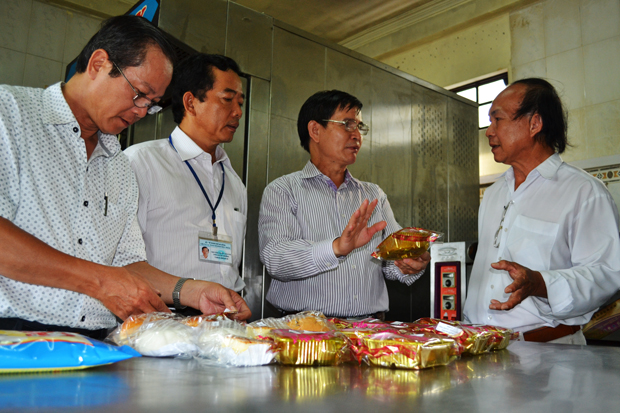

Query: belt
522,324,581,342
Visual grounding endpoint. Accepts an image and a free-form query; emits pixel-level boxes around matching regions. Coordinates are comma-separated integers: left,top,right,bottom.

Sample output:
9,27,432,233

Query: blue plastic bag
0,330,140,373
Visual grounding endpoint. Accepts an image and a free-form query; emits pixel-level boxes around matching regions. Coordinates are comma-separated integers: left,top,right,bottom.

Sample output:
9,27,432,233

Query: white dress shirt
464,154,620,332
259,161,423,317
0,83,146,329
125,126,247,291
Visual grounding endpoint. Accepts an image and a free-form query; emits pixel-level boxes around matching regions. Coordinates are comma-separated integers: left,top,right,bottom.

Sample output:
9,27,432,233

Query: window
449,73,508,129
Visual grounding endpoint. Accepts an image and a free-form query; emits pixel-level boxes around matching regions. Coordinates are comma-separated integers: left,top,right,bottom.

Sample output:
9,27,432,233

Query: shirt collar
300,160,358,188
41,82,120,157
170,126,231,167
502,153,562,190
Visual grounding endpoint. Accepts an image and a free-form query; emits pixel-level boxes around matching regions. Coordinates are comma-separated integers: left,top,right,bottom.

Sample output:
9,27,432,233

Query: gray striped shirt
259,161,422,317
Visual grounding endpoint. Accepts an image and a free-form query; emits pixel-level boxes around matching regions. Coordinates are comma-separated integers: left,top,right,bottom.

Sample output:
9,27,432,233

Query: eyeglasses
322,119,370,136
111,61,162,115
493,201,513,248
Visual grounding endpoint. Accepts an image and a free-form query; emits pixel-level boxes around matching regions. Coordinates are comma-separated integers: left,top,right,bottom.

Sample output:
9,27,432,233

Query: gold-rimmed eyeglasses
323,119,370,136
111,61,162,115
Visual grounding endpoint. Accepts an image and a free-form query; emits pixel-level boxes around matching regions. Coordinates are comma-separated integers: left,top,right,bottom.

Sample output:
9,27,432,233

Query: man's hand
183,280,252,320
333,199,387,257
489,260,547,311
95,266,171,320
395,251,431,274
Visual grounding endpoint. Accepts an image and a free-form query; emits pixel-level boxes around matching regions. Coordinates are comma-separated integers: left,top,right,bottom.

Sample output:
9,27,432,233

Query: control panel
430,242,467,321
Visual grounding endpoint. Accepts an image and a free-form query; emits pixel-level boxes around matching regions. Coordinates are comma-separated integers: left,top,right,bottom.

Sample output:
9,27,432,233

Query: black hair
297,90,363,152
512,78,569,154
75,15,176,77
170,53,242,124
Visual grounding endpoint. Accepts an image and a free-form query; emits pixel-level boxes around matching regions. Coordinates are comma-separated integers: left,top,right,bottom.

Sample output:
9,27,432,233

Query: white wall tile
26,1,67,61
544,0,581,56
0,0,32,53
510,3,545,66
583,36,620,105
546,47,585,110
584,99,620,158
0,47,26,85
581,0,620,45
563,107,587,162
22,54,62,89
512,58,547,81
63,12,102,63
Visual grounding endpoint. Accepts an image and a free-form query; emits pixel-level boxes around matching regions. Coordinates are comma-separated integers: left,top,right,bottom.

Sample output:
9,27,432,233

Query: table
1,341,619,412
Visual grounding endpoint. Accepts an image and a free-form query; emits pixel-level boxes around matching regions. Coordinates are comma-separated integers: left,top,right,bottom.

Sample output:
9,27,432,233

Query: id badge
198,231,233,265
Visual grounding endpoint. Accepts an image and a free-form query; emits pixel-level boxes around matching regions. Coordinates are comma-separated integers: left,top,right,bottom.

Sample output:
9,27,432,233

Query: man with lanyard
463,78,620,344
258,90,430,320
0,17,250,340
126,53,247,305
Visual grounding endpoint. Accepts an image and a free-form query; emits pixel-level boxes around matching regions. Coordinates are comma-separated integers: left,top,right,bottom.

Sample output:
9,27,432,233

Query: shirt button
73,127,79,133
488,315,492,320
490,285,494,289
78,238,83,245
352,265,356,269
504,228,508,232
83,201,89,207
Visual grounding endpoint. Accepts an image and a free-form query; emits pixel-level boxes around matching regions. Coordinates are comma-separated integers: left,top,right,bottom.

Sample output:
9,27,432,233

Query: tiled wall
510,0,620,163
0,0,102,88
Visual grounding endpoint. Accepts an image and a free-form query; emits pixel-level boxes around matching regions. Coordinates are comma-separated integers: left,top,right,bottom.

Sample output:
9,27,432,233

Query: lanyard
169,135,225,236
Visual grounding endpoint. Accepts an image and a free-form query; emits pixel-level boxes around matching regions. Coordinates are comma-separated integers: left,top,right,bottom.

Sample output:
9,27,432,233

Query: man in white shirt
126,54,247,298
0,17,249,339
463,78,620,344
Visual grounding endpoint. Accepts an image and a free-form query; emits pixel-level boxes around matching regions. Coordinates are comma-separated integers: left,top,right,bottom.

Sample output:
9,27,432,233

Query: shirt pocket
505,215,559,271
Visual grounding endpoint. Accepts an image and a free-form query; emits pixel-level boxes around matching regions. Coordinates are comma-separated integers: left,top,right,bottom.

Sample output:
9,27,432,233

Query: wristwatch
172,278,194,310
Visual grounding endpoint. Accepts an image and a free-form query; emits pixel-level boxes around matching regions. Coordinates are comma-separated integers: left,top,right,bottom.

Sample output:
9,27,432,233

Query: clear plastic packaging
196,322,277,367
371,227,442,261
109,313,199,358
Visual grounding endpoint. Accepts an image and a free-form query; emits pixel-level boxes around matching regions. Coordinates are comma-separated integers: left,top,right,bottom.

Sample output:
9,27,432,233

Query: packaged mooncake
247,311,334,339
371,227,442,261
362,332,459,370
409,319,510,355
271,329,349,366
197,323,277,367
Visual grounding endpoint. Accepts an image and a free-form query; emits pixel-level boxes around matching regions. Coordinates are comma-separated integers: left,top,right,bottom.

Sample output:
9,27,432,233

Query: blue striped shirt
259,161,422,317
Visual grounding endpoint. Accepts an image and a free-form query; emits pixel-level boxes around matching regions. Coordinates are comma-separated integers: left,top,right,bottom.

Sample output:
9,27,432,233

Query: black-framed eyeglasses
322,119,370,136
111,61,162,115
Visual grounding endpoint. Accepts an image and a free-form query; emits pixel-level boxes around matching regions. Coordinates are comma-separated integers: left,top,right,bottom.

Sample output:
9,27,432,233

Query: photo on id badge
198,231,233,265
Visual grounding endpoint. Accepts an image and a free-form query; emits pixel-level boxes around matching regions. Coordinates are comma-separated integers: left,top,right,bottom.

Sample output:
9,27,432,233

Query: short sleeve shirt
0,82,147,329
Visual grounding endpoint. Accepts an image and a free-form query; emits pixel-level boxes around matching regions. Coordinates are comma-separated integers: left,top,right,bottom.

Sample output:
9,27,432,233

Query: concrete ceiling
233,0,432,44
46,0,437,44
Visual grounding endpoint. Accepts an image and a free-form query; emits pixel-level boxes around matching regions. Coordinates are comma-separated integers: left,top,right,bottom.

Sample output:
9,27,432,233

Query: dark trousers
0,318,110,341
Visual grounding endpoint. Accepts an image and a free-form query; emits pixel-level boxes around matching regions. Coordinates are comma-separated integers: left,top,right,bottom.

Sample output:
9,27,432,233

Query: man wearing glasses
463,78,620,344
0,16,249,340
258,90,430,320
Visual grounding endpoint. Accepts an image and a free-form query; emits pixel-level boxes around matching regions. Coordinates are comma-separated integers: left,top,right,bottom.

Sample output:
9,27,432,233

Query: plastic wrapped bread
197,321,277,367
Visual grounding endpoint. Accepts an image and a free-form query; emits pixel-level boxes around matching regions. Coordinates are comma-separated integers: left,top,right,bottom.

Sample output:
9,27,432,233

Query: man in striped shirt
259,90,430,320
